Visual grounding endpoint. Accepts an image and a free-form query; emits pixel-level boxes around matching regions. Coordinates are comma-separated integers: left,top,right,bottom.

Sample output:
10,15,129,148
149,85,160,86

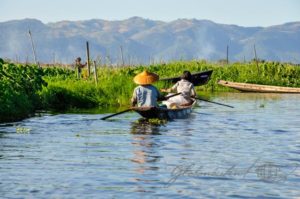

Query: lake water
1,93,300,198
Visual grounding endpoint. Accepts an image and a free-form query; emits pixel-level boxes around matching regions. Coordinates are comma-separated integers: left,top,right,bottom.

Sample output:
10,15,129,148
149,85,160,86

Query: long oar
101,92,182,120
100,108,133,120
159,92,181,101
195,97,234,108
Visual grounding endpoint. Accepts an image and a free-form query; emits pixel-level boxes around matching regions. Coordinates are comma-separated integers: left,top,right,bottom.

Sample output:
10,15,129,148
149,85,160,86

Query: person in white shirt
161,71,196,108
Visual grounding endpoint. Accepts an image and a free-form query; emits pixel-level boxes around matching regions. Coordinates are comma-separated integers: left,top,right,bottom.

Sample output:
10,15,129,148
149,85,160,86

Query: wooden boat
218,80,300,93
160,70,213,86
132,100,197,120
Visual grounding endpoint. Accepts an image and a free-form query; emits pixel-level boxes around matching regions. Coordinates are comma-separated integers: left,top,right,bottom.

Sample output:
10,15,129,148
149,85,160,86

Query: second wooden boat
218,80,300,93
160,70,213,86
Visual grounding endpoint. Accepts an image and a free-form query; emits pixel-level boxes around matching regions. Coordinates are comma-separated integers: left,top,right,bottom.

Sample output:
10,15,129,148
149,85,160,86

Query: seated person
161,71,196,108
131,70,162,107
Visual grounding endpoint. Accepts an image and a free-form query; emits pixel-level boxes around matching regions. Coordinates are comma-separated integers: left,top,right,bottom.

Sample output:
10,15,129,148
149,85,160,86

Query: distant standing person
75,57,86,78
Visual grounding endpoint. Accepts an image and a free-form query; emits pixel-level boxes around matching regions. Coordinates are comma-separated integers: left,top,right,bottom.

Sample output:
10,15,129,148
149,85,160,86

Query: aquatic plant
0,59,47,122
1,58,300,123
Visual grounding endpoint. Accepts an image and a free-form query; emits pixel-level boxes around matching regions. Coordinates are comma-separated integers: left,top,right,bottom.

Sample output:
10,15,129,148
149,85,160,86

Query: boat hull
218,80,300,93
132,101,196,120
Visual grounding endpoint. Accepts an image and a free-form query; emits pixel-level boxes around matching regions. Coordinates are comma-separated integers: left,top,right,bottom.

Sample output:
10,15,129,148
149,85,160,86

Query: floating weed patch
16,126,31,134
131,118,166,134
259,104,265,108
147,118,168,125
134,118,167,126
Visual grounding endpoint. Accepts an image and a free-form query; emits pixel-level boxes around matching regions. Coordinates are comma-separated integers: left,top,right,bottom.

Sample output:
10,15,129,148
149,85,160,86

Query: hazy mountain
0,17,299,64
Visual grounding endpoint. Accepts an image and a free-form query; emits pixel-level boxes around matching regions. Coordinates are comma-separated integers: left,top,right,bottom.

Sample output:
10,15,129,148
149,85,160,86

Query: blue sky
1,0,300,27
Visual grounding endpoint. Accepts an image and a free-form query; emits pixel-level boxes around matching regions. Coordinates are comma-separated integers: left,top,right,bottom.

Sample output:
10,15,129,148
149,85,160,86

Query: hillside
0,17,299,64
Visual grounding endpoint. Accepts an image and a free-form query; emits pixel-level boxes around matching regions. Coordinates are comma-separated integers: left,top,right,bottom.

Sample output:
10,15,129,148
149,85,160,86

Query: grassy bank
1,58,300,122
39,59,300,109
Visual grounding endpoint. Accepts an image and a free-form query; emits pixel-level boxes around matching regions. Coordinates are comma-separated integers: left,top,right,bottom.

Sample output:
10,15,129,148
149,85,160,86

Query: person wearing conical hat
131,70,162,107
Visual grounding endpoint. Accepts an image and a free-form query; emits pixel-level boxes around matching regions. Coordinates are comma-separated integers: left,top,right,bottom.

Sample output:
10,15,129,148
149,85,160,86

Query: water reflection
130,120,163,193
130,120,162,169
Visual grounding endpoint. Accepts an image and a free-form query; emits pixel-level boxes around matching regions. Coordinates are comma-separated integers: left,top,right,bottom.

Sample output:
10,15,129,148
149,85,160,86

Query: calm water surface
1,93,300,198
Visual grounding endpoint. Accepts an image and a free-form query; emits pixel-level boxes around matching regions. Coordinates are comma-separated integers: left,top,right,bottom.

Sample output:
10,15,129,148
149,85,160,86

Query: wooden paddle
100,108,133,120
158,92,181,101
195,96,234,108
100,92,182,120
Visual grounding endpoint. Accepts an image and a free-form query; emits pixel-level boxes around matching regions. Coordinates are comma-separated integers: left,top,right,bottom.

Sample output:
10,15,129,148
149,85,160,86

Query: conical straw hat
133,70,159,85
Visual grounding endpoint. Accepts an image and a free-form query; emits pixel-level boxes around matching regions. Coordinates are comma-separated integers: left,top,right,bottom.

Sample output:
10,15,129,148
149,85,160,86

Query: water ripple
0,94,300,198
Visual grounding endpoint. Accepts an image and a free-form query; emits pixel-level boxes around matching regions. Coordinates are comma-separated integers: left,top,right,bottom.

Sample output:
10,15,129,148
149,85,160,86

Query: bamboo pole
120,45,124,66
15,54,19,63
226,45,229,64
86,41,91,77
254,44,260,73
254,45,258,62
53,52,56,65
93,60,98,86
28,30,39,66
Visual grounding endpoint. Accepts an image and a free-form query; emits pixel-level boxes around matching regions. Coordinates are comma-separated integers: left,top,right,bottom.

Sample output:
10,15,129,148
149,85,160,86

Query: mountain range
0,17,300,64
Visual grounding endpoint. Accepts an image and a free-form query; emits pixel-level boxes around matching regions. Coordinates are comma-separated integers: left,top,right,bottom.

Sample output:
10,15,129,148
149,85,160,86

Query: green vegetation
0,58,73,122
207,61,300,91
1,58,300,123
0,58,46,122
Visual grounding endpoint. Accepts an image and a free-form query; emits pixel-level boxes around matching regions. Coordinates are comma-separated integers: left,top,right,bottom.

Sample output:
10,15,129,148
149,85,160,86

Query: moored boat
218,80,300,93
132,100,197,120
160,70,213,86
